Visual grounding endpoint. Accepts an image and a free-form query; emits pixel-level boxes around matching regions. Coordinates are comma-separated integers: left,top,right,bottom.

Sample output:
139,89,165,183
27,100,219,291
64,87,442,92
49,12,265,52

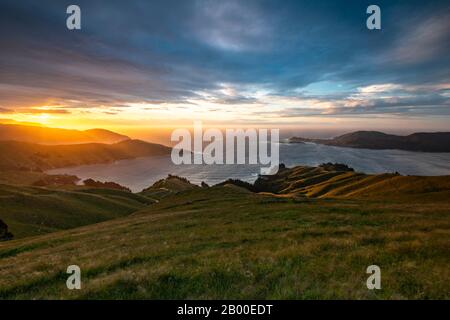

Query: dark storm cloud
0,0,449,117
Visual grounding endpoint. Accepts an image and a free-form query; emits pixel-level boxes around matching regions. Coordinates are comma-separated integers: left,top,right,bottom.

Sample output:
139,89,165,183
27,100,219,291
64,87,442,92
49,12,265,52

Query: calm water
48,143,450,192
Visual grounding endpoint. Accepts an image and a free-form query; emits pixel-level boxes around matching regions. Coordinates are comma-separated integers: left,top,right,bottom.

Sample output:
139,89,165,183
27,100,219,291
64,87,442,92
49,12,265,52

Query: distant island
289,131,450,152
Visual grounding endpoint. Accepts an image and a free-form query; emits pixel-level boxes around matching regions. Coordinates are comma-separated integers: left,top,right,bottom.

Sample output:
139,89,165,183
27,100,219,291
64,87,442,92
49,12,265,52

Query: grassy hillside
141,175,200,199
0,123,130,145
0,173,448,299
0,184,155,238
0,139,171,171
0,171,55,186
254,165,450,200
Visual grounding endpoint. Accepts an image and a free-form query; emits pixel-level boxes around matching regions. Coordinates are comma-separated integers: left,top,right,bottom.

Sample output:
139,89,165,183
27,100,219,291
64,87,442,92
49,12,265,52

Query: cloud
19,108,71,115
191,1,272,52
0,107,12,113
0,0,449,124
388,14,450,65
245,82,450,118
357,84,404,94
0,106,71,115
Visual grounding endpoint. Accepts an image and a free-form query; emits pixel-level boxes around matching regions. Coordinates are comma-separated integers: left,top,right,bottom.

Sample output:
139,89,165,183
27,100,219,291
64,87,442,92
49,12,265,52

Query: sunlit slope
0,185,154,238
0,184,448,299
0,139,171,171
0,123,130,145
254,166,450,200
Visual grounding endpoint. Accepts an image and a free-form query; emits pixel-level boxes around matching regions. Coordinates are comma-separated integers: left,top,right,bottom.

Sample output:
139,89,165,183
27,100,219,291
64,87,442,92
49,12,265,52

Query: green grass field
0,179,449,299
0,184,154,238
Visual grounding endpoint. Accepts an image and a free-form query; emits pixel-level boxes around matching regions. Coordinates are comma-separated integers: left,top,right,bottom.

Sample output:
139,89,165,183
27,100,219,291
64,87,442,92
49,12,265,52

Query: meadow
0,170,449,299
0,183,153,238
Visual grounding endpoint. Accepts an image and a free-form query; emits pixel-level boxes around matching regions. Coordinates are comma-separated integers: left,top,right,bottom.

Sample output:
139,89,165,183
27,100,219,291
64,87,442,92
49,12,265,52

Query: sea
47,143,450,192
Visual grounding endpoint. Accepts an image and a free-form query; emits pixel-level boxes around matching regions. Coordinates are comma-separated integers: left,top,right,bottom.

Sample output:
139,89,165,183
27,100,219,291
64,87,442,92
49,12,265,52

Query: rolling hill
290,131,450,152
0,184,155,239
0,174,448,299
0,139,171,171
0,123,130,145
253,164,450,200
141,175,200,199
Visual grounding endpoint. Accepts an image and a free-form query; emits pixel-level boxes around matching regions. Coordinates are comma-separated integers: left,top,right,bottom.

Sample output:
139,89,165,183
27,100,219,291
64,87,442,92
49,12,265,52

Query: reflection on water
48,143,450,192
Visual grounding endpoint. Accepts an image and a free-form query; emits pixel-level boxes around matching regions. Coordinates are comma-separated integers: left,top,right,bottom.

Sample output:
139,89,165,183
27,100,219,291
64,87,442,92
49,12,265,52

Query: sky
0,0,449,137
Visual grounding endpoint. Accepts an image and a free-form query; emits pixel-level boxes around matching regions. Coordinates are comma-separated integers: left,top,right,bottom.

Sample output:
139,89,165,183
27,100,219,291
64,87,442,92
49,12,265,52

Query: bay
48,143,450,192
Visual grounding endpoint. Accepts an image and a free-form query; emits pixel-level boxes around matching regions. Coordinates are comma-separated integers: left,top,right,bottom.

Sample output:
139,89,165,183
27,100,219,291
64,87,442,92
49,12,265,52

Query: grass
0,184,154,238
0,184,448,299
255,166,450,200
0,171,49,185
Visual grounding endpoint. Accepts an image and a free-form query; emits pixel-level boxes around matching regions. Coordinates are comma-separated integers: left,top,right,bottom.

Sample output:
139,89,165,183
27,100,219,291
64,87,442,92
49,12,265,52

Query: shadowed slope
0,166,449,298
0,184,448,299
0,139,171,171
291,131,450,152
0,184,155,238
140,175,200,199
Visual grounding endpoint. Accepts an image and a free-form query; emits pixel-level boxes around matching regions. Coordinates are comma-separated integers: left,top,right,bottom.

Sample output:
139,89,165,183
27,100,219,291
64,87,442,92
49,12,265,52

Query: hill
0,184,155,239
0,139,171,171
253,164,450,200
0,180,448,299
290,131,450,152
141,175,200,199
0,219,13,241
0,123,130,144
0,175,198,239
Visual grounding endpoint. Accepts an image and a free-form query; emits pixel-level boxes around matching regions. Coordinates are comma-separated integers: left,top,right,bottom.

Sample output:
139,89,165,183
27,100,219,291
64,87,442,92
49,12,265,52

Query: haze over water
47,143,450,192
